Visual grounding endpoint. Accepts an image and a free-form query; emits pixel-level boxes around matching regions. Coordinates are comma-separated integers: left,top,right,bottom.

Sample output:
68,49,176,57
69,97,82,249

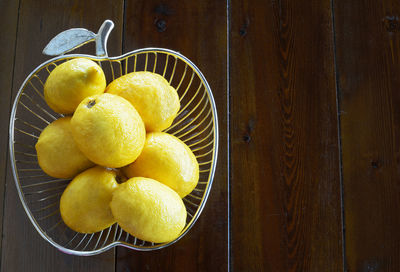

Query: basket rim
9,47,219,256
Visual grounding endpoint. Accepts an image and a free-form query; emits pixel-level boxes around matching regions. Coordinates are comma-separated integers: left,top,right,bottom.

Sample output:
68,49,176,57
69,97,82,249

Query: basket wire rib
9,48,218,256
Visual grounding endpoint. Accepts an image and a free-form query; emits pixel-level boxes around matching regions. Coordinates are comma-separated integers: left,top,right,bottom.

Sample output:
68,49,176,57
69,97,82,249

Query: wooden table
1,0,399,271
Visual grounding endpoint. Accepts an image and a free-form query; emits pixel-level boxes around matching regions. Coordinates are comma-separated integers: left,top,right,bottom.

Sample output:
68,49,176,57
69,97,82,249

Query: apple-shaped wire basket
9,20,218,255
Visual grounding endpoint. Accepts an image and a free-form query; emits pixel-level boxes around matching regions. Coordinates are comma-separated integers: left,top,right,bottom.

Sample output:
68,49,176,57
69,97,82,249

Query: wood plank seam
227,0,232,272
330,0,347,271
122,0,127,54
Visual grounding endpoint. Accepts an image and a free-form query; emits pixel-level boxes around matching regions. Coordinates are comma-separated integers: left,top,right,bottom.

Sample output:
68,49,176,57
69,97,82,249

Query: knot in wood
383,15,399,33
155,19,167,32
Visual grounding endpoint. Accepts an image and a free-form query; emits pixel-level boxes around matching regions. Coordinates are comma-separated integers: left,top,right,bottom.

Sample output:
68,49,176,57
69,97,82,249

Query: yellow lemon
60,166,119,233
70,93,146,168
35,117,94,179
123,132,199,197
110,177,186,243
106,71,180,132
44,58,106,114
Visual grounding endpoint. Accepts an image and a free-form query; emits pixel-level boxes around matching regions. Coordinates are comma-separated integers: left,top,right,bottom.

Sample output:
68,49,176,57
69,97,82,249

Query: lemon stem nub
87,100,96,108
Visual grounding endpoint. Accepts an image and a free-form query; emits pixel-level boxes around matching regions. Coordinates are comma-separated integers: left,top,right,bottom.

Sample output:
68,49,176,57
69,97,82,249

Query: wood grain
230,0,343,270
0,0,20,256
7,0,400,270
334,0,400,270
116,1,228,271
1,0,123,271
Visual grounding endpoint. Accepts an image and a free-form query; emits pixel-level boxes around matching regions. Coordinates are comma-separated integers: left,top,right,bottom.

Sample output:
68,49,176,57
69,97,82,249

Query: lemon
106,71,180,132
123,132,199,197
60,166,118,233
70,93,146,168
110,177,186,243
35,117,94,179
44,58,106,114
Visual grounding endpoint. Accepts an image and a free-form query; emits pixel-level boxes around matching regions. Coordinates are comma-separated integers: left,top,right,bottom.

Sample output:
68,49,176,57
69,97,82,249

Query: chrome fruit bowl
9,20,218,255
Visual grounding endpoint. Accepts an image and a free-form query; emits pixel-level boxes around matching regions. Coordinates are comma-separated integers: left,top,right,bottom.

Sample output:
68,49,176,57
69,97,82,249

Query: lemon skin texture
110,177,187,243
106,71,180,132
35,117,94,179
60,166,119,233
123,132,199,197
44,58,106,114
70,93,146,168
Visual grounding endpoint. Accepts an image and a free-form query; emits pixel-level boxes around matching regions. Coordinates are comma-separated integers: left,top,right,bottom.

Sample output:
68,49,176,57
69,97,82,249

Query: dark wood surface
0,0,20,252
1,0,400,271
230,0,343,271
334,0,400,271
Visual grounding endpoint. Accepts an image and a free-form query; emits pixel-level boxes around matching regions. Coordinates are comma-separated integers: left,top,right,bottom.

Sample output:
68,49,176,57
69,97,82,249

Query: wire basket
8,20,218,256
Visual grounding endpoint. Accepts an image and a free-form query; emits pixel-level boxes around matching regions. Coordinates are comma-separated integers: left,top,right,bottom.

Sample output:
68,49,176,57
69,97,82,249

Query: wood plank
230,0,343,270
334,0,400,270
116,1,228,271
1,0,123,271
0,0,20,256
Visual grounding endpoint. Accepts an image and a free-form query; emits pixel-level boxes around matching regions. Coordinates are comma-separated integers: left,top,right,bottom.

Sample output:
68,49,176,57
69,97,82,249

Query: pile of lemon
35,58,199,243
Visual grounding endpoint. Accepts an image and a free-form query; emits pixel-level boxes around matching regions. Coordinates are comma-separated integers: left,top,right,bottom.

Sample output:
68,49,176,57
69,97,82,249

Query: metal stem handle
42,20,114,57
95,20,114,57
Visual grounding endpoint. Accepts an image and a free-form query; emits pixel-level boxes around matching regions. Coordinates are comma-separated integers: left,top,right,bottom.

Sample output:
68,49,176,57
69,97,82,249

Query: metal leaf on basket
9,20,218,256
